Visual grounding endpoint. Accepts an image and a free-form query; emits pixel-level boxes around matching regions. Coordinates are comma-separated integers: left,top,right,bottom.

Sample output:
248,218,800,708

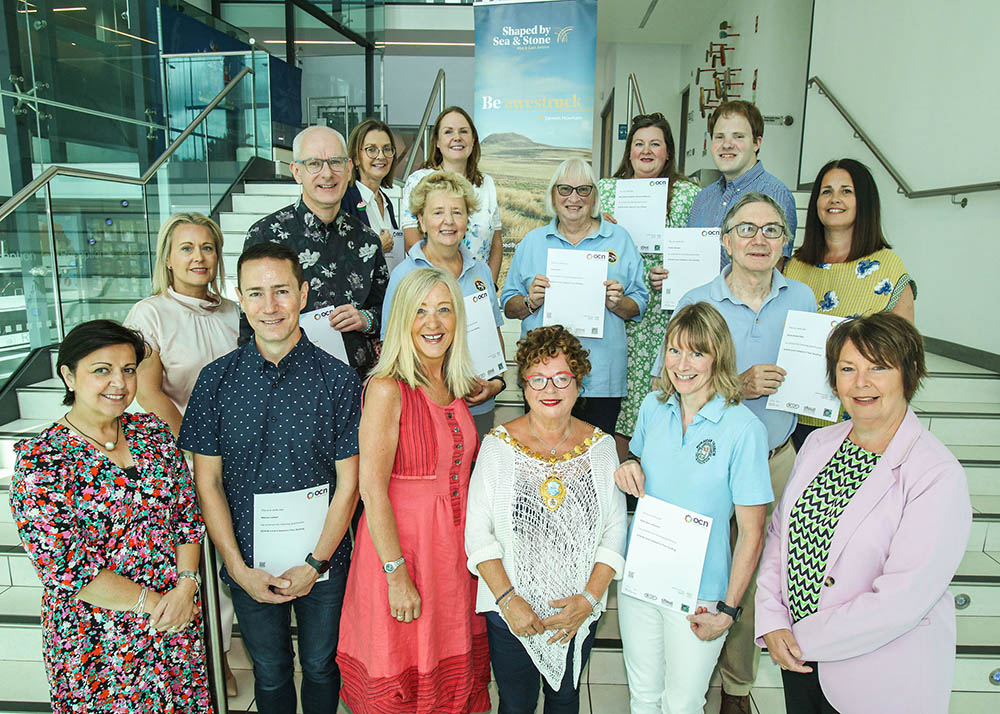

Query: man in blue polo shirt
180,241,362,714
653,191,814,714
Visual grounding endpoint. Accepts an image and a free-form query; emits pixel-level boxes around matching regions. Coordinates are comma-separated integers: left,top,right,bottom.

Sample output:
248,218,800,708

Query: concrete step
242,181,301,196
920,372,1000,404
231,193,296,214
222,232,247,256
219,213,262,235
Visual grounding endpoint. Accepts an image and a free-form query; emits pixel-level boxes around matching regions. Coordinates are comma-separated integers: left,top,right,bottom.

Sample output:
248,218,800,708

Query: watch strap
383,556,406,573
305,552,331,574
716,600,742,622
176,570,201,587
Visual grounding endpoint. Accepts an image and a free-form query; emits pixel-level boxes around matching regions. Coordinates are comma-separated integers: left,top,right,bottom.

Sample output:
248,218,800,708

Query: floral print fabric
9,413,211,713
243,198,390,376
598,178,700,436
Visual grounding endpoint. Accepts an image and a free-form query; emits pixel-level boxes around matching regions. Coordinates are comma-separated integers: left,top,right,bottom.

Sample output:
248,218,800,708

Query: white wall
801,0,1000,355
593,0,811,186
383,55,474,127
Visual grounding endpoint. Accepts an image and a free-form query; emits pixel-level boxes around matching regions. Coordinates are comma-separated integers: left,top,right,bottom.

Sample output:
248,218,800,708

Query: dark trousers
781,664,841,714
229,569,347,714
572,396,622,436
791,422,822,452
486,612,598,714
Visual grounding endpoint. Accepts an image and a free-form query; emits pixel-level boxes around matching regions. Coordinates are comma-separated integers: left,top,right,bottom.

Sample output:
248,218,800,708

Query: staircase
0,190,997,712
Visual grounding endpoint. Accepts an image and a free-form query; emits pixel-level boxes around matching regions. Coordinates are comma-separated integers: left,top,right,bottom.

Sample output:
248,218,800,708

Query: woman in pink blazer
754,313,971,714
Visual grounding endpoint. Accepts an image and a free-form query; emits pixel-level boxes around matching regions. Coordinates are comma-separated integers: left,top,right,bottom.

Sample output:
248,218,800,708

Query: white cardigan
465,426,627,688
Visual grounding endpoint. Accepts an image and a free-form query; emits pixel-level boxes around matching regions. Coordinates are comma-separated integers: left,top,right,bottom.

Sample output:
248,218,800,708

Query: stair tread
913,401,1000,416
0,419,51,436
18,379,62,392
952,445,1000,462
972,495,1000,514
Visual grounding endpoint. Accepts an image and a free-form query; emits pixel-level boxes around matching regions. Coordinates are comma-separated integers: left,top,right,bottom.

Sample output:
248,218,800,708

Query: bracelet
580,590,601,615
495,585,515,605
500,593,518,612
524,295,536,314
489,375,507,393
360,309,373,334
130,586,148,615
177,569,202,588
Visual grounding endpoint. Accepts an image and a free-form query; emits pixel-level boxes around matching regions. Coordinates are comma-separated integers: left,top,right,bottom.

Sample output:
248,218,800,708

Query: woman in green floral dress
598,113,699,453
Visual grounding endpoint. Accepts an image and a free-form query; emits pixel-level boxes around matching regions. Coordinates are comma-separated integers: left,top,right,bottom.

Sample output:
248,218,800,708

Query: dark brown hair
825,313,926,402
707,100,764,151
347,118,398,189
237,241,303,289
516,325,591,387
57,320,147,406
613,113,694,217
420,106,483,187
795,158,892,265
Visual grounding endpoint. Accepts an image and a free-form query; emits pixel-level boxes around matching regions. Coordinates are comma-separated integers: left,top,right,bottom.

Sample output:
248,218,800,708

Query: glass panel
47,174,153,333
13,0,166,174
0,187,62,380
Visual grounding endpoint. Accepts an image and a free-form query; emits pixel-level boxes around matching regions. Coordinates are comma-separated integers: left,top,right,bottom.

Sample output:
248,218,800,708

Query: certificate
253,484,330,582
543,248,608,338
621,495,712,614
767,310,849,420
464,290,505,380
299,307,349,364
660,228,722,310
613,178,670,253
384,228,406,273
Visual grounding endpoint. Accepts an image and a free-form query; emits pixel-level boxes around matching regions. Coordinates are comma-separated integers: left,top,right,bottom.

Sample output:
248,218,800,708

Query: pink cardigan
754,408,971,714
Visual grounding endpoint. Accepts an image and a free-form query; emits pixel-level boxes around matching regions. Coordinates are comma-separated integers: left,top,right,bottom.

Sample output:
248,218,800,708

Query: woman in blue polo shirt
382,170,506,437
500,158,648,434
614,301,772,714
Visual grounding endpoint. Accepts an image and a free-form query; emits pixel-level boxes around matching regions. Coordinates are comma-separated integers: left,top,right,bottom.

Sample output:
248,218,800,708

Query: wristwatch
177,570,201,587
305,552,331,575
716,600,743,622
383,556,406,574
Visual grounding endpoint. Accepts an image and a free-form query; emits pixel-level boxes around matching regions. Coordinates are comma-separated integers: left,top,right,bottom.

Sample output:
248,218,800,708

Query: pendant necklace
65,414,120,451
527,417,572,456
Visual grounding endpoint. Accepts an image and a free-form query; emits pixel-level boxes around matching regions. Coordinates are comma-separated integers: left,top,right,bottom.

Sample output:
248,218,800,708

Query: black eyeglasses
363,145,395,159
727,222,786,239
631,112,665,125
555,184,595,198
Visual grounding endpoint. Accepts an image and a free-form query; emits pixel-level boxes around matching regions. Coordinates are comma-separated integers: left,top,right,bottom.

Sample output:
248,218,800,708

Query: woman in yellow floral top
598,113,700,455
784,158,916,448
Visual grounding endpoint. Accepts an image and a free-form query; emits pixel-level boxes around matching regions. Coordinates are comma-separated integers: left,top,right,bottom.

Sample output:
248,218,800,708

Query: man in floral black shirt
241,125,389,377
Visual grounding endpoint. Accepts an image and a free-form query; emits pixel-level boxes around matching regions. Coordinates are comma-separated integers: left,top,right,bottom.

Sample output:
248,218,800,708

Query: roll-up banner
473,0,598,285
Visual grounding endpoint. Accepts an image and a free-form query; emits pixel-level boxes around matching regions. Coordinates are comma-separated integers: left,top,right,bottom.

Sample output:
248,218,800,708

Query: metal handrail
0,65,255,223
626,72,646,123
0,89,168,131
807,76,1000,203
402,69,446,181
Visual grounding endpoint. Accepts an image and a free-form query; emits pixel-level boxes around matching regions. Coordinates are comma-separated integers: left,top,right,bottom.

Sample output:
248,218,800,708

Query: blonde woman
123,212,239,695
383,170,505,438
614,302,772,714
338,268,491,714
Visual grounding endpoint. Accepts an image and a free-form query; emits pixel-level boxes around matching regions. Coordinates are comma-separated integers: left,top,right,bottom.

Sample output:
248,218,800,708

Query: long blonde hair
370,267,477,397
151,213,225,297
658,302,742,406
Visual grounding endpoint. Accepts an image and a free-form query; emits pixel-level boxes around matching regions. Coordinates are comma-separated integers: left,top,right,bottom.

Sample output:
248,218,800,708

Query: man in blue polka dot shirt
181,241,362,713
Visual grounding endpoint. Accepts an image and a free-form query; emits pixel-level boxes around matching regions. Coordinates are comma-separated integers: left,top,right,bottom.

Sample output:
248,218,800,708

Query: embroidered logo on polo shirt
695,439,716,464
474,278,487,292
607,250,618,263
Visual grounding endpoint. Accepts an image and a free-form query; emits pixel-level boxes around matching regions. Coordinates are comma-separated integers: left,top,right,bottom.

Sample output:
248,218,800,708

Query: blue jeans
229,568,346,714
486,611,598,714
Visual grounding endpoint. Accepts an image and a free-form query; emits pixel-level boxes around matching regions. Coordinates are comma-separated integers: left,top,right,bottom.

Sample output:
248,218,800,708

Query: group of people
7,98,969,714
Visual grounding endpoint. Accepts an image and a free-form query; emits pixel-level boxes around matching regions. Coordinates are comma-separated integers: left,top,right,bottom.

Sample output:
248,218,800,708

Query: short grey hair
721,191,792,245
292,125,348,161
544,158,601,218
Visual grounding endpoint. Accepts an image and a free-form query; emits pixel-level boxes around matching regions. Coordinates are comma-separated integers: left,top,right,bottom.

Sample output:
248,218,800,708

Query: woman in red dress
338,267,491,713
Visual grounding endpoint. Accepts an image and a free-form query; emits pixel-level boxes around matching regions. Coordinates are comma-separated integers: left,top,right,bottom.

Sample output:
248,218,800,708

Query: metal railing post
200,540,229,713
402,69,446,181
42,184,65,340
626,72,646,123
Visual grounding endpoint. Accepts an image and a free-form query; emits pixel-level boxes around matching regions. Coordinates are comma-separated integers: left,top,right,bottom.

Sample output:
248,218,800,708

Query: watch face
383,562,396,573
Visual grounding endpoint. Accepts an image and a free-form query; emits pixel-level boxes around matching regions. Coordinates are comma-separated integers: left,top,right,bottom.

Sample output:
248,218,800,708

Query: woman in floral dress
598,113,699,456
9,320,211,712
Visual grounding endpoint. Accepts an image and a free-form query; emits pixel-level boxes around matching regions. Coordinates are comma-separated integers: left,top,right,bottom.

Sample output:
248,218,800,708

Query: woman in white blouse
400,106,503,282
124,212,239,695
465,325,626,714
344,118,402,272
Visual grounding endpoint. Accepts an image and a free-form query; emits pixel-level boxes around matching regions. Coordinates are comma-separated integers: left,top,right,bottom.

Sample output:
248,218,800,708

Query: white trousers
619,594,727,714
